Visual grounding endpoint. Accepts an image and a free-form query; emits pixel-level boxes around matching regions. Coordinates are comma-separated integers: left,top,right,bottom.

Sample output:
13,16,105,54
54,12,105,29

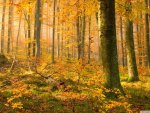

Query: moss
128,76,139,82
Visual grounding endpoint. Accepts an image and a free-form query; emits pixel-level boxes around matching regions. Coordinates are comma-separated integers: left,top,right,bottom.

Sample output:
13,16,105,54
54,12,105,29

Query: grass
121,74,150,111
0,62,150,113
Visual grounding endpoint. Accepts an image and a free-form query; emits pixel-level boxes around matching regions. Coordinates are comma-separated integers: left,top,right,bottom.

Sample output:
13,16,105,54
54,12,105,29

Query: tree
81,7,86,59
96,9,103,65
34,0,42,57
76,17,82,59
27,11,31,56
1,0,6,54
88,16,91,64
24,1,31,56
7,0,14,53
99,0,124,93
145,0,150,68
52,0,56,63
120,17,125,67
57,0,60,58
125,0,139,81
16,14,22,53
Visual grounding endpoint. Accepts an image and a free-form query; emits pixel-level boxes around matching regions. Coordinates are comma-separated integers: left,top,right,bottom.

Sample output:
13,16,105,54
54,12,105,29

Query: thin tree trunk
61,24,64,57
16,14,22,53
77,17,81,59
136,23,140,66
27,13,31,56
1,0,6,54
52,0,56,63
145,0,150,68
7,0,13,53
120,17,125,67
88,17,91,64
81,14,86,59
57,0,60,58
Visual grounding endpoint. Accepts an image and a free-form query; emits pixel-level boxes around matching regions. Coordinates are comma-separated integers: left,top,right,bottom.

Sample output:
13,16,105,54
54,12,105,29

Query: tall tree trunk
125,1,139,82
16,14,22,53
34,0,42,57
77,17,81,59
96,10,103,65
136,23,140,66
100,0,124,93
120,17,125,67
61,24,64,57
138,13,143,66
145,0,150,68
88,16,91,64
57,0,60,58
7,0,13,53
52,0,56,63
33,24,36,57
27,13,31,56
81,14,86,59
57,29,60,58
1,0,6,54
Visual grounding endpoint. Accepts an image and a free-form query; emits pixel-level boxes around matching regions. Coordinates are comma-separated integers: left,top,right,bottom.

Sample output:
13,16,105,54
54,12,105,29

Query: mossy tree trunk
125,1,139,82
100,0,124,93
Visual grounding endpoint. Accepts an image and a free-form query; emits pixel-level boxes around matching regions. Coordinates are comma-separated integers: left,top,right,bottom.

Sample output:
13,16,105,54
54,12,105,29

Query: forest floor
0,57,150,113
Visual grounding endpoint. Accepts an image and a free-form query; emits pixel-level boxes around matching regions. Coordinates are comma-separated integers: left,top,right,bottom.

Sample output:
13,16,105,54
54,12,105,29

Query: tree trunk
34,0,42,57
1,0,6,54
100,0,124,93
145,0,150,68
81,14,86,59
52,0,56,63
7,0,13,54
57,0,60,58
96,9,103,65
77,17,81,59
61,24,64,57
16,14,22,53
125,1,139,82
27,13,31,56
88,17,91,64
120,17,125,67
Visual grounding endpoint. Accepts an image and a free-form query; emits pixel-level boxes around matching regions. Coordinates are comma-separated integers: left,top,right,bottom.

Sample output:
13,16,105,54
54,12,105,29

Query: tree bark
16,14,22,53
125,1,139,81
145,0,150,68
1,0,6,54
77,17,81,59
88,17,91,64
7,0,13,53
120,17,125,67
100,0,124,93
34,0,42,57
27,11,31,56
52,0,56,63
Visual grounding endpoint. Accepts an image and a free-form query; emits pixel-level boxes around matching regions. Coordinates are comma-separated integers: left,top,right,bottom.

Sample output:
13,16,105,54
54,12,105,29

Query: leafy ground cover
0,57,150,113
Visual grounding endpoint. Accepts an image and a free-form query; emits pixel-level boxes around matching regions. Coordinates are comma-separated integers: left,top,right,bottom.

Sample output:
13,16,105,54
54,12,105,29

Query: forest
0,0,150,112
